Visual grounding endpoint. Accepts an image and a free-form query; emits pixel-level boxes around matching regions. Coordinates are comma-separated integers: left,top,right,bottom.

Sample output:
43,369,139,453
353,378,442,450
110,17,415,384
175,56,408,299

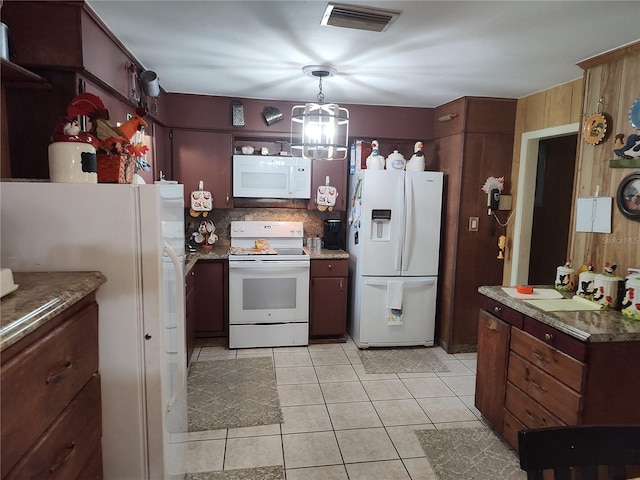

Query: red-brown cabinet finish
194,261,228,338
309,259,348,337
1,294,103,479
172,129,234,209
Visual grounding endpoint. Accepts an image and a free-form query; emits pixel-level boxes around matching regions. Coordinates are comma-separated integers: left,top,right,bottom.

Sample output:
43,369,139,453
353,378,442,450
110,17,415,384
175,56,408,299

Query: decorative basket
97,153,134,183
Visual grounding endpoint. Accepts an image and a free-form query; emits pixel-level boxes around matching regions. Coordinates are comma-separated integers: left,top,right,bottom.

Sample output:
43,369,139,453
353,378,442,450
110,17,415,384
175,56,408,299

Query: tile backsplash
186,208,344,246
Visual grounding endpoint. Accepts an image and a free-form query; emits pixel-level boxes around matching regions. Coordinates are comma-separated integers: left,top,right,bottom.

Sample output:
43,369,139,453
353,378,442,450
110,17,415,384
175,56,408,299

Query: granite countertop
1,271,107,352
185,245,349,273
478,285,640,343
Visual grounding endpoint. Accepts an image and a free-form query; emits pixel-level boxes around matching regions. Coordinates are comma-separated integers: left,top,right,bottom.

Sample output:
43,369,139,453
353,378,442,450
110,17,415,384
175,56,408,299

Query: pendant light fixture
291,65,349,160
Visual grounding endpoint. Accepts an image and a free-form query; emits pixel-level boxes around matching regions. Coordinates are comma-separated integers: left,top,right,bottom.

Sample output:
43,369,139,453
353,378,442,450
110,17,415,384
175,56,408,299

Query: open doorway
527,134,578,284
510,123,580,286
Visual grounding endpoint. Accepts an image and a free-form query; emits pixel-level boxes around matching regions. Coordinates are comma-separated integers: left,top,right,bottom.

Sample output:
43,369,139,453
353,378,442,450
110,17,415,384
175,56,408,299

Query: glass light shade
291,103,349,160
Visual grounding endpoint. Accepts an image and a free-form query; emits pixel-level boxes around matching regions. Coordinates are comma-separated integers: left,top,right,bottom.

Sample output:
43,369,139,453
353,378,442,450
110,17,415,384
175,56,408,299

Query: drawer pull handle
494,306,502,314
50,442,75,473
339,279,343,293
544,333,553,341
532,350,549,364
530,378,547,392
46,361,72,384
327,264,332,270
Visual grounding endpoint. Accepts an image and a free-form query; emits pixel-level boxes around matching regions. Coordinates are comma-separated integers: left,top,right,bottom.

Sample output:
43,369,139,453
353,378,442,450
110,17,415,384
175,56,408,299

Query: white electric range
228,221,310,348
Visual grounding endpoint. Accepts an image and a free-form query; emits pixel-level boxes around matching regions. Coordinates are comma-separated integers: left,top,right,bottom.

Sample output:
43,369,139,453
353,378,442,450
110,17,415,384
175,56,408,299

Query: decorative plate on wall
616,171,640,221
629,97,640,129
583,113,608,145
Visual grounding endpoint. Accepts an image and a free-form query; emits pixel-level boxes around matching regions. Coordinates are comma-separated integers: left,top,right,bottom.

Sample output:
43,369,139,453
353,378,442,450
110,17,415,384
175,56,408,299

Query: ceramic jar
386,150,406,170
577,270,597,299
621,270,640,320
592,273,623,309
555,263,576,291
48,141,98,183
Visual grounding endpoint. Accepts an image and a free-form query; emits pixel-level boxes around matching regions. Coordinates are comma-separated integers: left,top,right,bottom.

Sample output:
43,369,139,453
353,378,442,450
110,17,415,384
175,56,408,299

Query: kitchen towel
386,280,404,325
385,281,404,309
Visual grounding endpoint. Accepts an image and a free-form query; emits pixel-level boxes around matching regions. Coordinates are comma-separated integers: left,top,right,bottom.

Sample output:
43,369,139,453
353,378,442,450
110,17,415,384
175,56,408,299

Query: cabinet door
172,129,233,209
475,308,510,430
194,261,227,337
309,159,348,211
310,277,347,336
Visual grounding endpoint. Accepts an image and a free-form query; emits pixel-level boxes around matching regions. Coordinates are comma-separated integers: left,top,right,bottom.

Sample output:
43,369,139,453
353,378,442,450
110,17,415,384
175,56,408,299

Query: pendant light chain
317,76,325,103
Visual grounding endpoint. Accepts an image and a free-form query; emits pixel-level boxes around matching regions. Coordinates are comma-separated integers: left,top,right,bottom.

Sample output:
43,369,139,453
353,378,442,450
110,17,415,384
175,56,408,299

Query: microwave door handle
289,166,294,195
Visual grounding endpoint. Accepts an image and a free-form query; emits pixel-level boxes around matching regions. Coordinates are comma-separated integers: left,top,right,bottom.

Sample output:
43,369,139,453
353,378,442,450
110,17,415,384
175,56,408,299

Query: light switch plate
469,216,479,231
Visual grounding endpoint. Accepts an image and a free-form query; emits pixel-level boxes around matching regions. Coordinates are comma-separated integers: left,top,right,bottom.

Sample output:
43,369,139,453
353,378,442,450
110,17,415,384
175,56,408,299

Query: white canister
386,150,406,170
555,264,575,291
577,270,597,299
621,270,640,320
592,273,623,309
48,142,98,183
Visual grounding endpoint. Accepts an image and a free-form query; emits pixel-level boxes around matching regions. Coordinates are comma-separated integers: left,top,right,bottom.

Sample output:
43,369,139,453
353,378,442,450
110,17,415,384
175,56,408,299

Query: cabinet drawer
310,259,348,278
505,381,565,430
511,328,586,392
507,352,582,425
5,374,102,479
501,409,526,451
479,296,524,329
1,302,99,474
523,317,586,362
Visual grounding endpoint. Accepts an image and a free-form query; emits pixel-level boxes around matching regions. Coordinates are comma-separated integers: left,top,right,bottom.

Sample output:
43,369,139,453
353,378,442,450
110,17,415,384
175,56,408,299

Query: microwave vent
321,3,400,32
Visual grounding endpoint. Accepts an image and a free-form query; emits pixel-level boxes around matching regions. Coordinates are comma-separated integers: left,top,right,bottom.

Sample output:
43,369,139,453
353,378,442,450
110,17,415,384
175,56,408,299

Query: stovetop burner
229,221,308,262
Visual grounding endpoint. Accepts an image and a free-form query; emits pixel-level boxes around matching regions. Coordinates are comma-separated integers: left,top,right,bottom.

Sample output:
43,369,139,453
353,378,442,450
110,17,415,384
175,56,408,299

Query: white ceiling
86,1,640,108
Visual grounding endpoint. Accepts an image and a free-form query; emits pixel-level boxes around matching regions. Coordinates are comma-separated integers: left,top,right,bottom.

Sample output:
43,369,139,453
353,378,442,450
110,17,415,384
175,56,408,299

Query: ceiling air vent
321,3,400,32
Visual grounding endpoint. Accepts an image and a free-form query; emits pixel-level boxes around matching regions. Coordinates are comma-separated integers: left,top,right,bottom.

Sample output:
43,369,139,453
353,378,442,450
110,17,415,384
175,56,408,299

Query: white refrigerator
0,182,187,480
347,169,444,348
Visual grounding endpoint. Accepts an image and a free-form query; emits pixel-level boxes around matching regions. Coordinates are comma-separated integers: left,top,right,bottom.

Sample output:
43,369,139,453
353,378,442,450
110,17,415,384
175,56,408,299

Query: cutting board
501,287,564,299
525,296,604,312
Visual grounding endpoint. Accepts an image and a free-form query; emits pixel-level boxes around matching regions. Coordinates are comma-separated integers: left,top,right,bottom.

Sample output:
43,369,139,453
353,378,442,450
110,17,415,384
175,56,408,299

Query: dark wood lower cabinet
194,260,228,338
309,259,348,337
476,293,640,451
475,308,511,430
1,294,102,479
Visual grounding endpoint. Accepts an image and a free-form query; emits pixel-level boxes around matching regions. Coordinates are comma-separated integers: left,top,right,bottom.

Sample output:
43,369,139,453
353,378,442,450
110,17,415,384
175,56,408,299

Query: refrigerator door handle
403,177,413,271
163,241,186,412
363,277,437,287
394,183,404,272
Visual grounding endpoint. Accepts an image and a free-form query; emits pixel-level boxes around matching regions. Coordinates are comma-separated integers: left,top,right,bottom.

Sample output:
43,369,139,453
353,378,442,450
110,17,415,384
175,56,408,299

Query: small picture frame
616,171,640,221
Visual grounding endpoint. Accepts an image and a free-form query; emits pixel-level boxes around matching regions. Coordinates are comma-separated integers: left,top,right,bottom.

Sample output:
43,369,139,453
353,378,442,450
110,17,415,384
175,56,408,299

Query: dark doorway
528,134,578,285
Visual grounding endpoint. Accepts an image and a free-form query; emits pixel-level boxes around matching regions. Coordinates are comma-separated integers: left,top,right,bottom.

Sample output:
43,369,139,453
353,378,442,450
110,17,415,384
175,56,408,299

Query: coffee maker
323,219,342,250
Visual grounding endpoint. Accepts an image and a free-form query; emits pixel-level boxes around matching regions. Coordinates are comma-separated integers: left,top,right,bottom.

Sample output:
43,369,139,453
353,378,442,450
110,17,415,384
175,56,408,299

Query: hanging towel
385,281,404,310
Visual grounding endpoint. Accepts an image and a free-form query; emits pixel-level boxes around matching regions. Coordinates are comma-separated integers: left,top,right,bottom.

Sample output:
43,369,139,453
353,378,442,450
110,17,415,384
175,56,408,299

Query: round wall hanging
629,97,640,130
583,112,608,145
616,171,640,221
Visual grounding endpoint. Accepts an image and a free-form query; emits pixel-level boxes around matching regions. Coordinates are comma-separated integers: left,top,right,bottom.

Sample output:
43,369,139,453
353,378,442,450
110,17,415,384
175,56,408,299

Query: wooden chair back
518,425,640,480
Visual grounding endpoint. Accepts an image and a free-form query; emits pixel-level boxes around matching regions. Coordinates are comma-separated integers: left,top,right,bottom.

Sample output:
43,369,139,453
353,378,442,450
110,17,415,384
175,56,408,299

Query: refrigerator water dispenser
371,209,391,241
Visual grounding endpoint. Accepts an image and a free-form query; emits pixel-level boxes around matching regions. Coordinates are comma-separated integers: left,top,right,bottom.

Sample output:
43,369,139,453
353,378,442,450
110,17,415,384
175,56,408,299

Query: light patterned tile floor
184,336,484,479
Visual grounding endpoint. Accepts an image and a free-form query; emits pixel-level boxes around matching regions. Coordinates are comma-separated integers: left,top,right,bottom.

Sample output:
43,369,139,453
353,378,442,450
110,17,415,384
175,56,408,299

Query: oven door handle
229,260,310,269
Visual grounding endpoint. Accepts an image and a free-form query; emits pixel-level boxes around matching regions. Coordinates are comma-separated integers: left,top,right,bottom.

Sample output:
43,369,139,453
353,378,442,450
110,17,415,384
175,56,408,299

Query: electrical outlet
469,217,479,231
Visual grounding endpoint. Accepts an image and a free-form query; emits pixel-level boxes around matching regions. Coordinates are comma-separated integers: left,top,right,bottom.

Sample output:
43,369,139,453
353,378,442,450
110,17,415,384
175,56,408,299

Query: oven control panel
230,221,304,238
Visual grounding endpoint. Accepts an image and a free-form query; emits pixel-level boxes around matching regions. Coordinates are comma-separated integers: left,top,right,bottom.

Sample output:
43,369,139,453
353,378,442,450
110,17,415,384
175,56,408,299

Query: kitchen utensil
190,180,212,217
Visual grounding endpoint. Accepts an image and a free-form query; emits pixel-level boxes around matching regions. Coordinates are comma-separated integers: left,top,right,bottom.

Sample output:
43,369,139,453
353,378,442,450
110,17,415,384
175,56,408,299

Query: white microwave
233,155,311,199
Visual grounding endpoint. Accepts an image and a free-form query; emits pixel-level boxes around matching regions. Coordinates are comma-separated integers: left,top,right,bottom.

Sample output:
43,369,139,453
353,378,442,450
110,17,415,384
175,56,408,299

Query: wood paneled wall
504,41,640,284
503,79,583,283
571,43,640,276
